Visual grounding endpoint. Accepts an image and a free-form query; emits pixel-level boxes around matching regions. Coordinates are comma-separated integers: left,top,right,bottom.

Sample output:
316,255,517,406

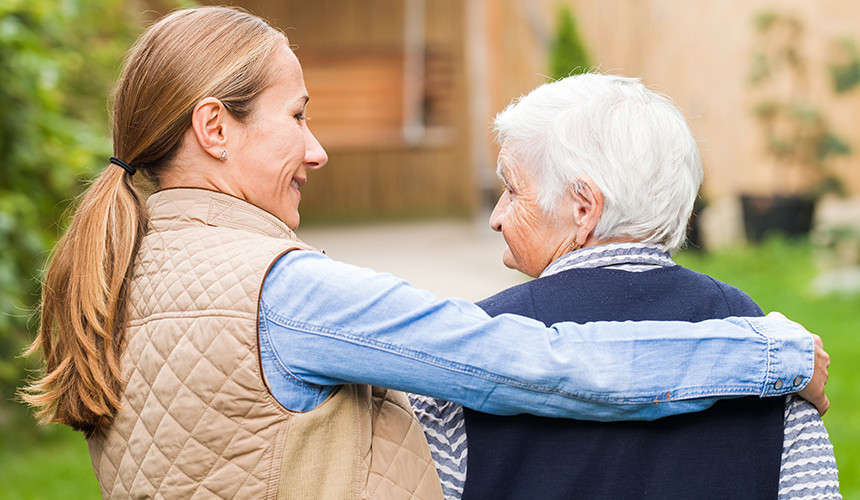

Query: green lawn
2,239,857,498
677,239,860,498
0,426,99,499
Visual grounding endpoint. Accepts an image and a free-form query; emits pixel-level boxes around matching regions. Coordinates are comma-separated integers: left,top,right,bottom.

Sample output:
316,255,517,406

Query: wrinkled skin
489,147,579,278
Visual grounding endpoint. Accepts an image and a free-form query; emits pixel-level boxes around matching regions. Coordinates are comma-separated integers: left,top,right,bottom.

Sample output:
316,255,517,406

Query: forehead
496,146,522,180
268,44,307,96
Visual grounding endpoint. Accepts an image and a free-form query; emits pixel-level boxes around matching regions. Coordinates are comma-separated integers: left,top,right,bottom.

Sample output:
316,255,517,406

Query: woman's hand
768,311,830,415
799,333,830,415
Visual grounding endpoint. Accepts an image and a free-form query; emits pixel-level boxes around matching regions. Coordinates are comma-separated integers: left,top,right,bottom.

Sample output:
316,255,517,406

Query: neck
158,147,236,197
582,235,639,249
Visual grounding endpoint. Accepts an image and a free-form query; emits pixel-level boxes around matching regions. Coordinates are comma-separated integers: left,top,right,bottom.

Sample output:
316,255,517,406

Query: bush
0,0,139,435
549,5,590,80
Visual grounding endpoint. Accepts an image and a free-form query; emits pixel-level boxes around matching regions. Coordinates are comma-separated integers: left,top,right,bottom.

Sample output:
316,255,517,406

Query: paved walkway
297,217,527,302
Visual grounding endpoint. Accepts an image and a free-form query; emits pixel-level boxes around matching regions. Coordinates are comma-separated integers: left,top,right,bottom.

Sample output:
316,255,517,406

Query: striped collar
540,242,675,278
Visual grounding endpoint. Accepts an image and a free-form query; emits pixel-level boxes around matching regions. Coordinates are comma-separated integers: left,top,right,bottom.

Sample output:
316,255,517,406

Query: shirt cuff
746,316,815,396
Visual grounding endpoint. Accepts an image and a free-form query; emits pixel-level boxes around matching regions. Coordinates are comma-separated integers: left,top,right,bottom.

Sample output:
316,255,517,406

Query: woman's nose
304,127,328,169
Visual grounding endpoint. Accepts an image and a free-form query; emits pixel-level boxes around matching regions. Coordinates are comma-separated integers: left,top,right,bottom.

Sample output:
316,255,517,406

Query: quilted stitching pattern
89,189,442,499
363,388,444,499
89,191,302,499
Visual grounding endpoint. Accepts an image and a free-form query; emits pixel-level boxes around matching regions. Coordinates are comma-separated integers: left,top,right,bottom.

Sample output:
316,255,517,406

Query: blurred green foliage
748,10,855,198
830,38,860,94
0,0,140,434
549,5,590,80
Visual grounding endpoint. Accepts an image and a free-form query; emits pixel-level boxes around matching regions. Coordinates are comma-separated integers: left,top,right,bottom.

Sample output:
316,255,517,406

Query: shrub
549,5,590,80
0,0,139,436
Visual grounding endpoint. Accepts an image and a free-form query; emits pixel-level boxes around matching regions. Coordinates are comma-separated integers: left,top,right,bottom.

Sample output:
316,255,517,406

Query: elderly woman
412,74,839,499
24,7,828,499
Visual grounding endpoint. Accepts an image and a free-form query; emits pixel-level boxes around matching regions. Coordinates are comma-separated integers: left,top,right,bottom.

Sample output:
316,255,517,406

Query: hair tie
110,157,136,176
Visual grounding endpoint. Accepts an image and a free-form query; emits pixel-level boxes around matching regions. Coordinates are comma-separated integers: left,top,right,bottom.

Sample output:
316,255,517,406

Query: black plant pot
740,194,815,243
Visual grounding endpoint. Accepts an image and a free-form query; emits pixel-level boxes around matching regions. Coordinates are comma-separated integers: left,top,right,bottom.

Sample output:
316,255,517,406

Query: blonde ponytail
23,167,145,436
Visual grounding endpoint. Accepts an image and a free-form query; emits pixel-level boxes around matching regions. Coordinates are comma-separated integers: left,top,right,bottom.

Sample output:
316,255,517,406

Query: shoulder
476,278,537,318
692,268,764,317
264,250,422,293
262,250,440,318
660,265,764,317
265,249,340,282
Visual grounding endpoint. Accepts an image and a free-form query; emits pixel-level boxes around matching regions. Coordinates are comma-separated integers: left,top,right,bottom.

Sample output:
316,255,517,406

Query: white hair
493,73,703,252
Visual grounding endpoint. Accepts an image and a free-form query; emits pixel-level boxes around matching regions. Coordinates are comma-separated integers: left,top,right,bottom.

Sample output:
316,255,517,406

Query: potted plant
744,11,852,242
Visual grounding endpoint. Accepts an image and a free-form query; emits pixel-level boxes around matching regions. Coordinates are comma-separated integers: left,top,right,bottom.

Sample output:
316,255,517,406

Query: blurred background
1,0,858,497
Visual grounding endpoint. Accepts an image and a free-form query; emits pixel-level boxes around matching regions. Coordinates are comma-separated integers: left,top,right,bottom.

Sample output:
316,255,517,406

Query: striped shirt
410,243,840,500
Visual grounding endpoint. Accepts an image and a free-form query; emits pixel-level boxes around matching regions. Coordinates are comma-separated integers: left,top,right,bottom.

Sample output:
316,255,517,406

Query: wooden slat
299,50,405,147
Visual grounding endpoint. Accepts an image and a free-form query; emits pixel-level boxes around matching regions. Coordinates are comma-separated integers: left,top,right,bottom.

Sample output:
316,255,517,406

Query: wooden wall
213,0,474,222
482,0,860,199
197,0,860,221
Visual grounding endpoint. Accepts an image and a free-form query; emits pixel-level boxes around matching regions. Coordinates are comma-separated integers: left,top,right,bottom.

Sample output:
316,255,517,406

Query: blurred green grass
2,238,857,498
0,426,99,499
676,238,859,498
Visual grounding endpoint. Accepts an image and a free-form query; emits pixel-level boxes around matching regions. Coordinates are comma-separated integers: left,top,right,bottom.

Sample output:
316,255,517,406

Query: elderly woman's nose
489,196,507,232
304,128,328,169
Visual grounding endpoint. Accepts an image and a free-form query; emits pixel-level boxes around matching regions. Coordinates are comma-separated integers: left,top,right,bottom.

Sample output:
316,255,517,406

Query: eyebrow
496,159,509,184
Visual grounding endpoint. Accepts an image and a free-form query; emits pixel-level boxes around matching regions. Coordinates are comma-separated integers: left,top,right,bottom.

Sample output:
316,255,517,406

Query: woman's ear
190,97,229,160
570,176,604,246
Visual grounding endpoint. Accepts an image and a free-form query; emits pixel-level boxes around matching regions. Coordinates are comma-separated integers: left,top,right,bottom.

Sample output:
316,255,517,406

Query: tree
0,0,140,437
549,5,590,80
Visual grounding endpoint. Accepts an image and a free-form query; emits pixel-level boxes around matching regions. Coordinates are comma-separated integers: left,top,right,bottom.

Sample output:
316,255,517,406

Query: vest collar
146,188,300,240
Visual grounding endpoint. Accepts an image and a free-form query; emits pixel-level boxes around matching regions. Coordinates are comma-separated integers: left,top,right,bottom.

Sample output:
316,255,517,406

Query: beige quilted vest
87,188,443,499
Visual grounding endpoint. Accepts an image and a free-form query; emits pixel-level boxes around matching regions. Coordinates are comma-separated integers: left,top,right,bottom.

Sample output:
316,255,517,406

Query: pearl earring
220,150,228,161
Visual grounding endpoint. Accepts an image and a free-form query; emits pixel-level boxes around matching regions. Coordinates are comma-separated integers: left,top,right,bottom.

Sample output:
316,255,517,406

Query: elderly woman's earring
569,238,582,252
220,150,228,161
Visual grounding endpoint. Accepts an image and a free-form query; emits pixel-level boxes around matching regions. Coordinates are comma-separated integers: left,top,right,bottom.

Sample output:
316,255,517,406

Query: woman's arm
259,251,816,421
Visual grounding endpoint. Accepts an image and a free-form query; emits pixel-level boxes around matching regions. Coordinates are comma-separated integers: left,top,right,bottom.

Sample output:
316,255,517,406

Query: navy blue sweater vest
463,266,784,500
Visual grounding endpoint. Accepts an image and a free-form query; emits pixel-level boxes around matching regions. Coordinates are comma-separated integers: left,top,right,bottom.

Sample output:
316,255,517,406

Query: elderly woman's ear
569,177,603,248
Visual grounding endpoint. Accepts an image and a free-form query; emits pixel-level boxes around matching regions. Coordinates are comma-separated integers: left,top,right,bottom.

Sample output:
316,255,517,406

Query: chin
279,211,299,230
502,252,518,271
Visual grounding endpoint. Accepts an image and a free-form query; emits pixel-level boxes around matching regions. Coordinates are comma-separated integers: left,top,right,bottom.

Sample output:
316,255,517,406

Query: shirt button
793,376,803,387
773,380,784,390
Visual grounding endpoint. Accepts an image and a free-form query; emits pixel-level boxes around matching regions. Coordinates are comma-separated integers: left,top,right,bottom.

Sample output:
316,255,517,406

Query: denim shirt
258,250,812,419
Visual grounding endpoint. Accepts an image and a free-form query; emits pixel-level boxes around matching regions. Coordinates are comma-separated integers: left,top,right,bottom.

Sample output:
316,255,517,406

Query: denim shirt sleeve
259,250,814,421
